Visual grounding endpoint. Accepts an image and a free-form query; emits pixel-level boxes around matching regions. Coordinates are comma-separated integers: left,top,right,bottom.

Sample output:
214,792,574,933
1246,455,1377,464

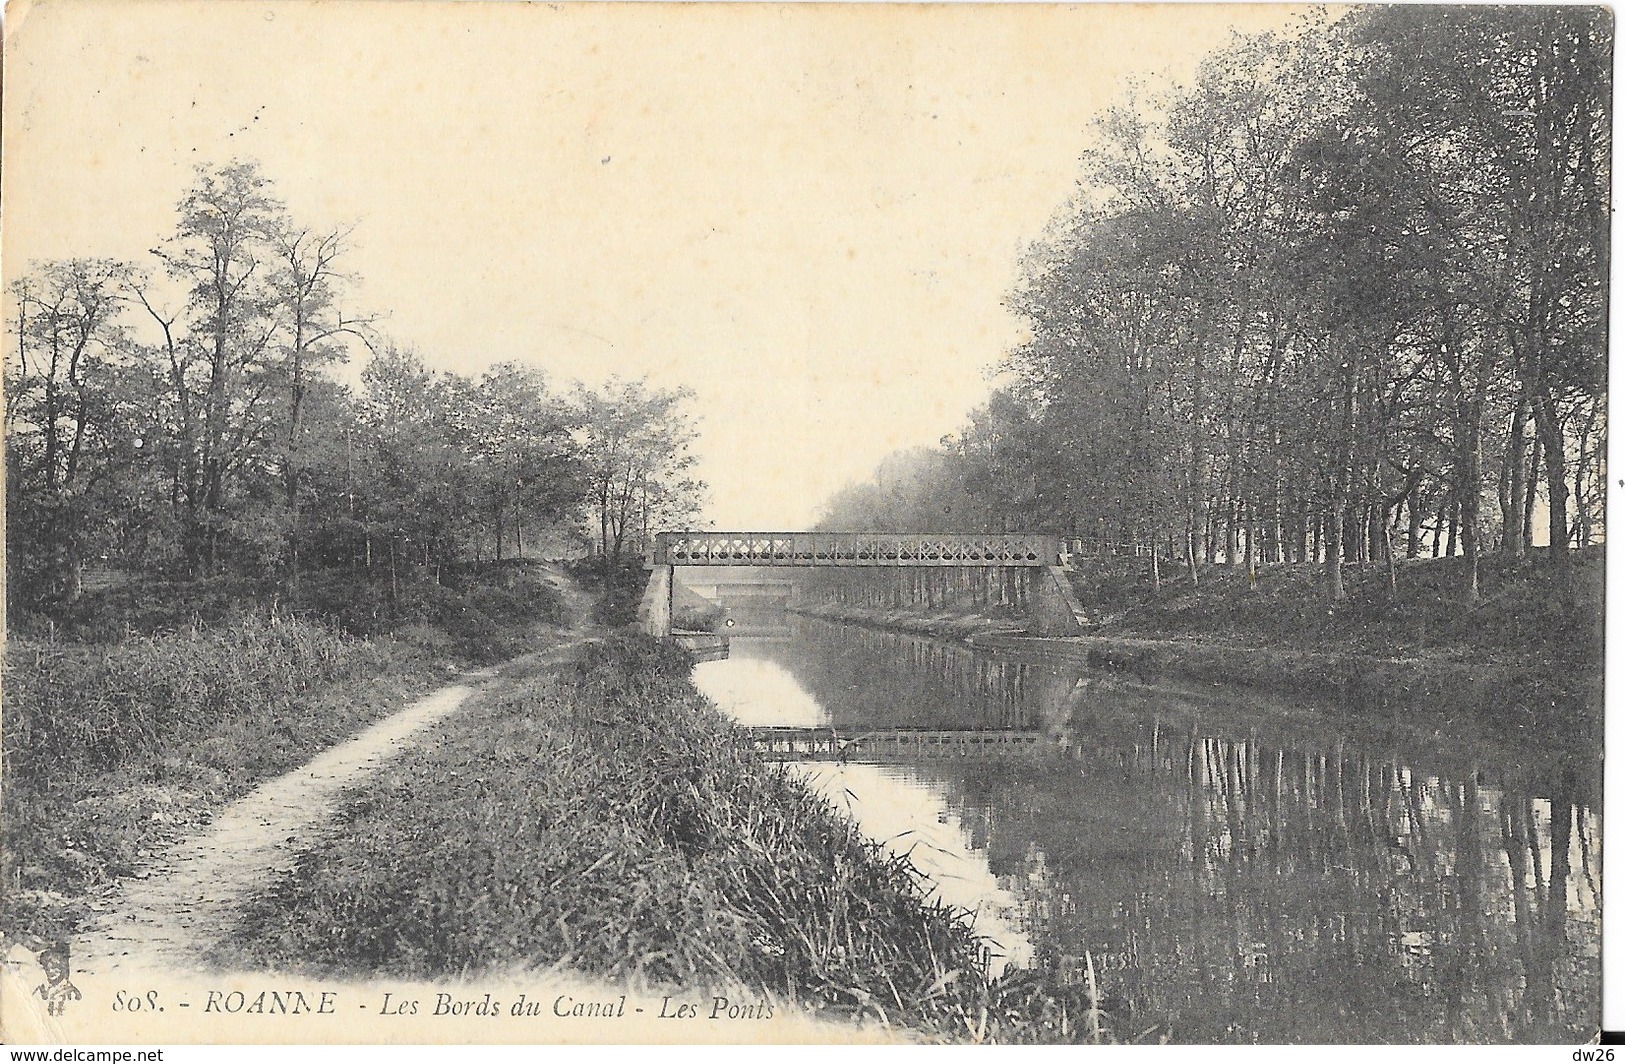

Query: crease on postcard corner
2,942,69,1045
3,0,39,49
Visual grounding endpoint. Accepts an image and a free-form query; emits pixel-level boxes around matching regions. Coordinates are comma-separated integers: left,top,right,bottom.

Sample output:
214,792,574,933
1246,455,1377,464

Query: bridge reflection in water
693,615,1601,1045
743,725,1048,761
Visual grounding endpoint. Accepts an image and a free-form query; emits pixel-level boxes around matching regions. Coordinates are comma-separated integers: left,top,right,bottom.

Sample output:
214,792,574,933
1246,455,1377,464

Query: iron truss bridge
652,531,1062,567
741,726,1052,761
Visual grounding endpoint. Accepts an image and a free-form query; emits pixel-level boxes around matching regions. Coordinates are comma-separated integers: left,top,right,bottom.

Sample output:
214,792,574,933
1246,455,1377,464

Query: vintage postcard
0,0,1607,1049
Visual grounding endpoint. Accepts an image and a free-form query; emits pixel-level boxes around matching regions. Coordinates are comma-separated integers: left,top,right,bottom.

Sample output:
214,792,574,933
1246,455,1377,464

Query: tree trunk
1383,505,1397,598
1574,463,1590,548
1327,344,1358,603
199,281,234,575
1190,342,1209,574
1244,503,1257,591
1462,466,1481,604
1522,432,1543,548
1343,506,1362,564
1406,494,1422,559
1501,394,1529,556
286,310,307,595
1225,497,1240,565
516,482,525,559
1185,519,1200,587
1324,507,1345,604
1530,391,1570,579
1572,399,1599,548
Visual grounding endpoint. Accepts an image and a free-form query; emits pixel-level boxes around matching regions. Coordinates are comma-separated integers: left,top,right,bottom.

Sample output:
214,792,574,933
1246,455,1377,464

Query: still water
692,616,1601,1044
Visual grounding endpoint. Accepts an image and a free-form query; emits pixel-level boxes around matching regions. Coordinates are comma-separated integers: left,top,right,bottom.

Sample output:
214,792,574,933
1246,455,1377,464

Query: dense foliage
4,162,703,626
818,7,1609,604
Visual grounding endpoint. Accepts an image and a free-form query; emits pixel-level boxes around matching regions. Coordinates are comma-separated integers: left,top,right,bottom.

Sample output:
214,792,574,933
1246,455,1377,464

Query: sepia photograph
0,0,1609,1049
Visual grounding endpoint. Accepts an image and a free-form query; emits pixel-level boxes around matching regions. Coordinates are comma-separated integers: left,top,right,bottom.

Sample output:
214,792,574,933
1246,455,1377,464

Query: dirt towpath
74,681,486,977
74,566,595,979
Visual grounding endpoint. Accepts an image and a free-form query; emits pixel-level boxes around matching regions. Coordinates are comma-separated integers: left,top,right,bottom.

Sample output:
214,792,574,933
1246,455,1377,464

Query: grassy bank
2,562,569,944
219,634,1106,1043
1064,550,1602,730
797,551,1601,733
1065,548,1603,672
14,559,570,665
791,602,1020,641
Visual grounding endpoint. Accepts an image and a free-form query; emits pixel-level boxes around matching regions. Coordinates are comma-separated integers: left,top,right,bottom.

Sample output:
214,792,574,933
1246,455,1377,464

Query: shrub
565,555,650,628
673,601,725,632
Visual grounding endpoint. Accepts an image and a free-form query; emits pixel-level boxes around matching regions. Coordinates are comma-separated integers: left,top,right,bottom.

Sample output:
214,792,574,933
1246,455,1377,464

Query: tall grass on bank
8,617,360,782
1066,548,1604,670
222,635,1110,1042
12,560,568,663
2,617,435,941
3,561,573,943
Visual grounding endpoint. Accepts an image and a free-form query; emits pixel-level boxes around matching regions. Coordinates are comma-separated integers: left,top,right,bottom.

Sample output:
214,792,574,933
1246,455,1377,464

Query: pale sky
3,1,1308,529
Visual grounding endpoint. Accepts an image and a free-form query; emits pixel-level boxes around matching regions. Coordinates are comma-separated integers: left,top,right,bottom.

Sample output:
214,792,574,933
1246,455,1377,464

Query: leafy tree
4,258,142,605
576,378,704,569
3,160,644,633
817,6,1609,610
149,160,287,571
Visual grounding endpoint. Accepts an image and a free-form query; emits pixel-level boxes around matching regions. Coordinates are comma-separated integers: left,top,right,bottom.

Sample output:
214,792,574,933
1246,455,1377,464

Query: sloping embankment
791,602,1600,745
789,602,1023,641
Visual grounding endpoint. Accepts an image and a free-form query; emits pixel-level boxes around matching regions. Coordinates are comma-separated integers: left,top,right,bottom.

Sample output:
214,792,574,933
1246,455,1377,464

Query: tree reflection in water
705,616,1599,1044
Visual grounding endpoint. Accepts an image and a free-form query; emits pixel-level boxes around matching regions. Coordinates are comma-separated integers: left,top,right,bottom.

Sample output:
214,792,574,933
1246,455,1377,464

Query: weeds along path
75,564,598,978
73,681,487,977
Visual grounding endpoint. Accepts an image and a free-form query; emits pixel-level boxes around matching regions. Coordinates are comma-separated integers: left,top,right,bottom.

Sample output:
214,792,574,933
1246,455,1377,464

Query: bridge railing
651,531,1062,567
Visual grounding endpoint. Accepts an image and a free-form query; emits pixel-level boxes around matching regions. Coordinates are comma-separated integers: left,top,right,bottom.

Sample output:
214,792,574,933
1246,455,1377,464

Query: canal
692,614,1600,1044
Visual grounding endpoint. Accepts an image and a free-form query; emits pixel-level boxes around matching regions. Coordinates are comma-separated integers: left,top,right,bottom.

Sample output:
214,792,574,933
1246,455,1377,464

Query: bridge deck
653,531,1060,567
741,725,1051,761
